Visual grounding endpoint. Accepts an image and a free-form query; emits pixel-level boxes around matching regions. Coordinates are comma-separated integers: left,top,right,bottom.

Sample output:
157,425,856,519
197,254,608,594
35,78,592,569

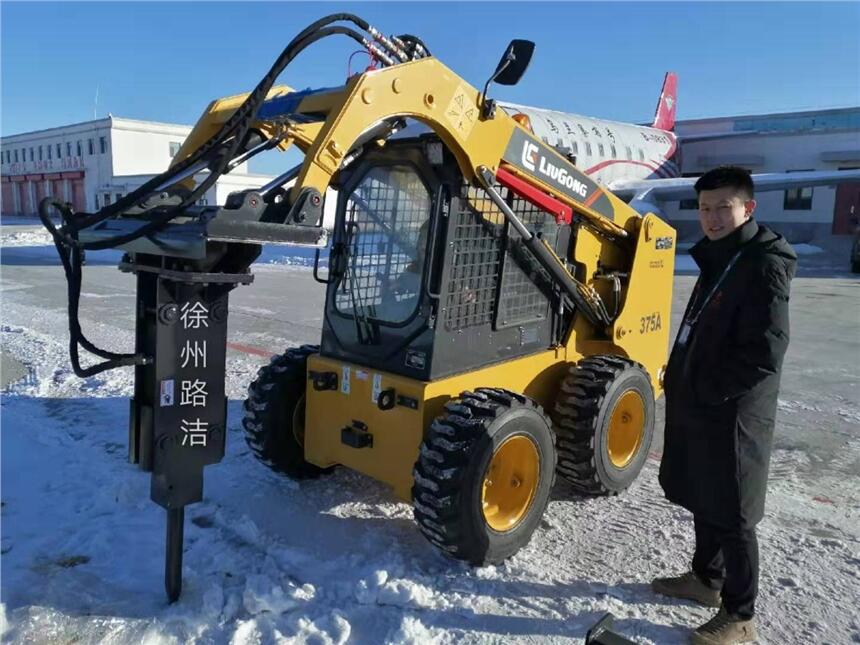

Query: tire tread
242,344,327,479
411,388,556,564
551,355,651,495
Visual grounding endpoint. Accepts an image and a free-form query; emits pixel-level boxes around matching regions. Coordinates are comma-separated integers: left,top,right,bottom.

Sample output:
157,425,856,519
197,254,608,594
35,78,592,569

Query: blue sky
2,2,858,175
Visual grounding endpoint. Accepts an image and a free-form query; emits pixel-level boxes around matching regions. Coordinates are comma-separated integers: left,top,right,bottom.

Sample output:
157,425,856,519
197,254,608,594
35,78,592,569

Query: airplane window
626,147,632,160
638,149,645,162
598,144,605,157
611,144,617,158
571,141,579,154
586,142,593,156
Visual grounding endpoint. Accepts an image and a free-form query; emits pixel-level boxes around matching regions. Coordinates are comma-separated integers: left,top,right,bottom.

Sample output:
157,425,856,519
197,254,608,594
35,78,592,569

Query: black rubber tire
412,388,557,565
552,355,655,495
242,344,329,479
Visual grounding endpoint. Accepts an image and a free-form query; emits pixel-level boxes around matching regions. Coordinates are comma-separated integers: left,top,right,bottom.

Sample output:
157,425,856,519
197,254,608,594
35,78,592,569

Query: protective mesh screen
443,185,506,331
496,195,560,328
335,166,431,324
443,182,560,332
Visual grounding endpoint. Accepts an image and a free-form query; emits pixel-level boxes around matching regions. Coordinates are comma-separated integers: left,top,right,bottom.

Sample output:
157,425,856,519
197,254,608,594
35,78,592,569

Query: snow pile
388,616,442,644
674,242,828,274
0,604,8,639
0,228,54,247
255,256,317,268
792,243,825,256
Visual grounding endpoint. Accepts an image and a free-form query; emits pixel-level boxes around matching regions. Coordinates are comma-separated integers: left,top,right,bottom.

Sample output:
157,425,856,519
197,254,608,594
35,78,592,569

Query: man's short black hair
694,166,755,199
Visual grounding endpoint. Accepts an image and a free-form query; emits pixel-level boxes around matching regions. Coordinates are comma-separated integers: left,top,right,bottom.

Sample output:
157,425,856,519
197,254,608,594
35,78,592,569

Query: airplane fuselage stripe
585,158,659,174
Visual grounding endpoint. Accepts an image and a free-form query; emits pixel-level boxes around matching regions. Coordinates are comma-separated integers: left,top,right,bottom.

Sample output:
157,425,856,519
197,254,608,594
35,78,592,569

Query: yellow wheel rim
292,393,306,447
607,390,646,468
482,435,540,532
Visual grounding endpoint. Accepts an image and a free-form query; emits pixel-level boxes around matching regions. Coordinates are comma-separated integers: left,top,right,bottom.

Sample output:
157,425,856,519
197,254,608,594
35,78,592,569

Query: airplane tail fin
652,72,677,131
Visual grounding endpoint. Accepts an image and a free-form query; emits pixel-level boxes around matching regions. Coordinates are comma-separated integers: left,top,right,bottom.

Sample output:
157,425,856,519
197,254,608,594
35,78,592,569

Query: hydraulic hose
39,198,143,376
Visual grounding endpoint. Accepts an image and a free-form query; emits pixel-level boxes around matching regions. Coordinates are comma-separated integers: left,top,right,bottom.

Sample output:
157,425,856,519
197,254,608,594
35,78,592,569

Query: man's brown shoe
651,571,722,607
690,607,757,644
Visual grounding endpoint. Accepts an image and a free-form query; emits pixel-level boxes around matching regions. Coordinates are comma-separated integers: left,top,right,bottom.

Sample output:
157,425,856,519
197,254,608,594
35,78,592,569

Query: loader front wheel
552,356,654,495
242,345,329,479
412,388,556,565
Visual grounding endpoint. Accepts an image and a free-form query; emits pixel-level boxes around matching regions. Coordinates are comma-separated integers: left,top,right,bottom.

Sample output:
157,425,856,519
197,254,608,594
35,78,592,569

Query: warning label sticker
372,374,383,404
444,85,477,141
341,366,351,395
160,379,175,407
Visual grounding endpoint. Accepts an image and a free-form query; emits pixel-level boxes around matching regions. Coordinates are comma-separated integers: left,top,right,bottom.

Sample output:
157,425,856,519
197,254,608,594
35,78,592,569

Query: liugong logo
521,142,539,172
520,141,589,198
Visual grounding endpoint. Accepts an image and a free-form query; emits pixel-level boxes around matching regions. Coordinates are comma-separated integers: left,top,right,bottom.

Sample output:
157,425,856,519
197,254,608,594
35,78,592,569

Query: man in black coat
652,166,797,644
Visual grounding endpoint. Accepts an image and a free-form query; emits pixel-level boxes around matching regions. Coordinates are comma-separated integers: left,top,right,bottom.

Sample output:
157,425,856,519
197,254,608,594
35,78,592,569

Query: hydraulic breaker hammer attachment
53,188,327,603
125,253,254,602
42,113,331,603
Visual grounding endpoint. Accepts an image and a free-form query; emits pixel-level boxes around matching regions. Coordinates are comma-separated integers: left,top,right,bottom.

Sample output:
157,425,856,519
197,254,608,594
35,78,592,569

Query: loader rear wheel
552,356,654,495
412,388,556,565
242,344,329,479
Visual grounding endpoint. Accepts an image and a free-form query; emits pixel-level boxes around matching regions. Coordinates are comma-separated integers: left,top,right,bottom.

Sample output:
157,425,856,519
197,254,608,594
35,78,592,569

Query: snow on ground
0,228,54,248
2,332,858,644
1,233,859,644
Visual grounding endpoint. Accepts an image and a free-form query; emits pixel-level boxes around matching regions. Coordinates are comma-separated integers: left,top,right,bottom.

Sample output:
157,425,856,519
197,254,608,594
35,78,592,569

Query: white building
666,107,860,243
1,116,275,217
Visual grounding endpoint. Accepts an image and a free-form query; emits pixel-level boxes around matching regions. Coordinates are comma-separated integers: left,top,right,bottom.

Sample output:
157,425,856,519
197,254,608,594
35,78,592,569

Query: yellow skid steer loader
41,13,675,601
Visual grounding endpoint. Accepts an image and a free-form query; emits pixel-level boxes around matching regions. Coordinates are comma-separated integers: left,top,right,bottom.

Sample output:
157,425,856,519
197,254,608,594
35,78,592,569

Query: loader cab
319,134,572,381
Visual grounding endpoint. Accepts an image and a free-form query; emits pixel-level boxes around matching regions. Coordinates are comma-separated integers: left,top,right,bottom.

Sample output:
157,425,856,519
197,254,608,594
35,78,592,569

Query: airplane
497,73,860,217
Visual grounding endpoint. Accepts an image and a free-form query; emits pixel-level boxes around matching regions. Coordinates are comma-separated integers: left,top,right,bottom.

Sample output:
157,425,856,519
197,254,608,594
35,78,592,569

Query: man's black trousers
692,516,759,619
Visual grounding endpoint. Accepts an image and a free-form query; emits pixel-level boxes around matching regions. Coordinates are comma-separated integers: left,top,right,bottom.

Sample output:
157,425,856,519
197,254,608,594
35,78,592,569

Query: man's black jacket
659,219,797,529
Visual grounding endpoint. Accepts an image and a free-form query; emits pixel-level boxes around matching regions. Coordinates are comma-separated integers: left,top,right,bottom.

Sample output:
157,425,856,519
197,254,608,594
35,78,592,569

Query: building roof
1,115,194,142
676,105,860,126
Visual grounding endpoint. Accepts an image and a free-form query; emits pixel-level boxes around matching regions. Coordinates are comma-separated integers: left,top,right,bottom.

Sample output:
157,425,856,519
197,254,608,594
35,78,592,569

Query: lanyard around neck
685,244,749,326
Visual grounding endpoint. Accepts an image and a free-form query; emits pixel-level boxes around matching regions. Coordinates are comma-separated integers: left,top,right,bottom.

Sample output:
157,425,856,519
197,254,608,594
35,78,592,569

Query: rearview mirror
491,39,535,86
480,40,535,120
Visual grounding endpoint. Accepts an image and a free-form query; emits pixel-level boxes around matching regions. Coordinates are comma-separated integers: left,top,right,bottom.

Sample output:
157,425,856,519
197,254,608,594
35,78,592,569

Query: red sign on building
6,156,84,176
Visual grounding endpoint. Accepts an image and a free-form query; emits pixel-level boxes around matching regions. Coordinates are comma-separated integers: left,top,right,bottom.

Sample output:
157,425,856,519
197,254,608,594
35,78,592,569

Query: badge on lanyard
677,321,692,347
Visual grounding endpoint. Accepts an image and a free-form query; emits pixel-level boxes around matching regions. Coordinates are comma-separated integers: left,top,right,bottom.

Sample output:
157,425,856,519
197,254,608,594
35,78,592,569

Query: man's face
697,186,756,241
